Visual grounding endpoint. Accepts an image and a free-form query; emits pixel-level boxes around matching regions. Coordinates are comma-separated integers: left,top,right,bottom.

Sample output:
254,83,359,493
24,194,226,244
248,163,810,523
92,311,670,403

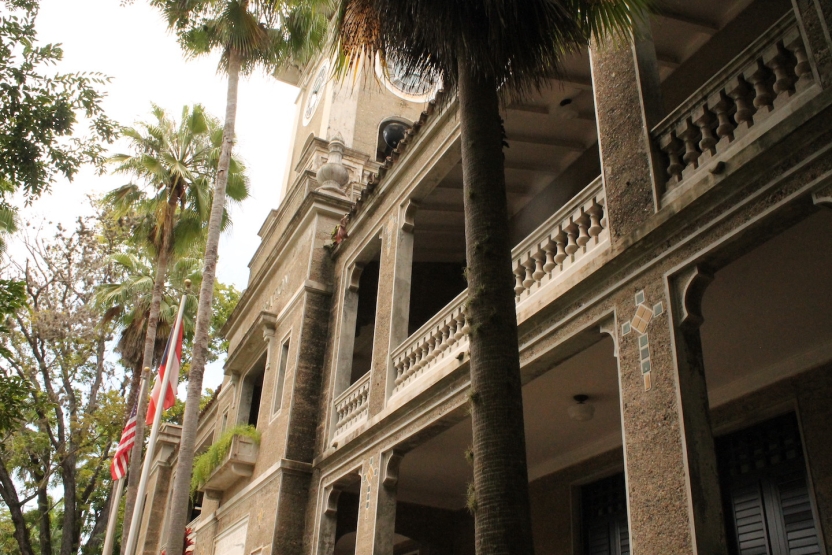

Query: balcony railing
333,371,371,438
653,12,814,191
391,176,608,397
199,434,259,494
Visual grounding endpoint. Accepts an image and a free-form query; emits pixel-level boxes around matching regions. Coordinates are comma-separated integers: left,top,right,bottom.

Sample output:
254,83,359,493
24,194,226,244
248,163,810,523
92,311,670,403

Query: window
221,411,228,433
272,337,290,415
716,413,821,555
238,354,267,429
582,473,629,555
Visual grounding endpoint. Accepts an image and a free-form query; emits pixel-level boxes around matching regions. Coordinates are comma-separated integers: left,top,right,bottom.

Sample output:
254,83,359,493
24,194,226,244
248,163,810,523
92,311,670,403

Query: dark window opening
408,261,467,335
582,473,630,555
240,354,266,429
188,491,204,522
717,412,821,555
272,338,290,415
351,258,380,384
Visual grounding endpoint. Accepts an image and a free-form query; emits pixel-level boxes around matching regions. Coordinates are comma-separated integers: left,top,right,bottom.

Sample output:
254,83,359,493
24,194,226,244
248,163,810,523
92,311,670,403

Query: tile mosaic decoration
625,289,662,392
364,456,376,510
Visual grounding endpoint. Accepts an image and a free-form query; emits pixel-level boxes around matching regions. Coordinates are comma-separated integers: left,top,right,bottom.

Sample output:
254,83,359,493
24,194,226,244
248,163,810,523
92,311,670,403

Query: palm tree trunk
457,58,534,555
120,204,174,553
162,47,242,555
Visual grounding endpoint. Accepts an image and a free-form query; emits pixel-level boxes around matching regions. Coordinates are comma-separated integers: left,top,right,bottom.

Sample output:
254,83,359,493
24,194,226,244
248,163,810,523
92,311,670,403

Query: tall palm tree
150,3,326,554
102,104,248,550
333,2,649,554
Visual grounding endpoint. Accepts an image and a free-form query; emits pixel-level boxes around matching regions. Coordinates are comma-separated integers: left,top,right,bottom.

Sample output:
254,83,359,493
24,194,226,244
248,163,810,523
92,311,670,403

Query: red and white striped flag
110,402,137,481
145,323,183,426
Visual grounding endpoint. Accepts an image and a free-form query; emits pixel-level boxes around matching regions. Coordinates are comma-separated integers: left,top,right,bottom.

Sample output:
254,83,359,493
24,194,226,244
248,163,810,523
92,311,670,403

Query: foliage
332,0,650,100
190,424,260,492
0,0,117,201
0,212,126,555
150,0,328,76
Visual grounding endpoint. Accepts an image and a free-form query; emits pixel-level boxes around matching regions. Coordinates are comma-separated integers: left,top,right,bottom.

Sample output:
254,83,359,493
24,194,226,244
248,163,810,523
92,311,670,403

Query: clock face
303,61,329,126
381,58,436,101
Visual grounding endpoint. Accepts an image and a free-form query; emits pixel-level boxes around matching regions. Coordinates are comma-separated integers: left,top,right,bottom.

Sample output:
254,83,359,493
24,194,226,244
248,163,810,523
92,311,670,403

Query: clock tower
275,55,438,201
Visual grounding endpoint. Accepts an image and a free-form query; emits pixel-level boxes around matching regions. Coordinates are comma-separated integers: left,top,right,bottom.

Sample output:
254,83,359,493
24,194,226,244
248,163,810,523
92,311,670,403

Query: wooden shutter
718,413,821,555
583,473,629,555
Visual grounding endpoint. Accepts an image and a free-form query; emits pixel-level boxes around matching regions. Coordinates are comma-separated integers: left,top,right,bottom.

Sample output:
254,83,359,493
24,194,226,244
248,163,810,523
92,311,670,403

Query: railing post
793,0,832,87
590,22,665,244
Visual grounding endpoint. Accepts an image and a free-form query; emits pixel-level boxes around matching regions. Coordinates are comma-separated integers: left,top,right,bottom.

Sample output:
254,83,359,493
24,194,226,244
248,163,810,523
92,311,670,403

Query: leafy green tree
0,0,116,251
101,103,248,545
332,1,649,553
147,3,326,553
0,214,125,555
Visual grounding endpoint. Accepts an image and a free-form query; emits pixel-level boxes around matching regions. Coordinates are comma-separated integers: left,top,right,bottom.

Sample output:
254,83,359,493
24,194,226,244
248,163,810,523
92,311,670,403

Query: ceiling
409,0,784,263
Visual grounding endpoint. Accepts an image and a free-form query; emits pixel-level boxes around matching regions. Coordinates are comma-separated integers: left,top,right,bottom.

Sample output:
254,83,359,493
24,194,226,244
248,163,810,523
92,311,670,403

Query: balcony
653,11,819,203
390,176,609,401
197,433,259,495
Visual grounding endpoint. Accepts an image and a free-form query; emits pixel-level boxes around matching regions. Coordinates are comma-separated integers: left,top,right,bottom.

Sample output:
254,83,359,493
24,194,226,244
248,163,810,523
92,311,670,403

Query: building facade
139,1,832,554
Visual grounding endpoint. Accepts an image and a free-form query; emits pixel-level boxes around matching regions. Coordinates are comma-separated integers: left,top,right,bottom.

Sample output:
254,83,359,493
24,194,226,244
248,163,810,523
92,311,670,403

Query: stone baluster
588,202,603,238
554,229,568,265
658,132,684,183
543,239,557,273
711,91,736,142
693,105,718,156
574,212,588,247
564,223,579,256
513,264,526,296
454,311,466,340
727,76,755,129
788,37,813,89
532,251,546,282
678,119,701,170
745,60,775,114
764,43,796,98
522,257,535,289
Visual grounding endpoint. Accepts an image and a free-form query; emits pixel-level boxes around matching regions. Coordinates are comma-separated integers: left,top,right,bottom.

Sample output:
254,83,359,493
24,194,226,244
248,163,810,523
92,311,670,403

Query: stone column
385,200,418,398
354,450,402,555
367,216,399,415
611,267,725,555
793,0,832,87
590,24,665,243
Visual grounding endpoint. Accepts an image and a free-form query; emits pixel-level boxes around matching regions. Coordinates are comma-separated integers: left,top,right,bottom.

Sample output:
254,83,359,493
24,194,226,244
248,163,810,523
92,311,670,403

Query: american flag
110,401,137,481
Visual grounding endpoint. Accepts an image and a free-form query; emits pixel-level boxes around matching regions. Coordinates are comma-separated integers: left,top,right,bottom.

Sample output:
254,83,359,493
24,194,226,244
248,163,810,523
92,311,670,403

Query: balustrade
653,13,814,189
333,372,370,437
390,177,608,396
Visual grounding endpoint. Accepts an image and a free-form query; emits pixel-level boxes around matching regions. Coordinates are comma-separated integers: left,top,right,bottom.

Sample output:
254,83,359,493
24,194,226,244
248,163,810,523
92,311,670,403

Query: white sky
13,0,300,391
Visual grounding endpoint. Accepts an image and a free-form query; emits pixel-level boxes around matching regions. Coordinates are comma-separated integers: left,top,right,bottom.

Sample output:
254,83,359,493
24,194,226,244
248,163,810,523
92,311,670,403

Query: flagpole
102,477,124,555
124,283,190,555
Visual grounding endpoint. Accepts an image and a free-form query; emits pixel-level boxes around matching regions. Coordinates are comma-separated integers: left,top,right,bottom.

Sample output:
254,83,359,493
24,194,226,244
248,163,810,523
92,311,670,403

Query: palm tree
102,103,248,550
149,3,326,553
333,2,649,553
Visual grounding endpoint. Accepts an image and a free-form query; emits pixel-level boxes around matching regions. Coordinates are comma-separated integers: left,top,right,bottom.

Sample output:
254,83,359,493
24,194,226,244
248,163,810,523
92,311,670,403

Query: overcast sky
14,0,300,391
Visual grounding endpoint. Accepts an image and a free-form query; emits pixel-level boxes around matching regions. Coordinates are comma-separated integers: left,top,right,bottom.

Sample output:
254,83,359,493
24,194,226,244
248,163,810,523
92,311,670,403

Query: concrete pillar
354,450,402,555
385,201,418,399
367,216,399,415
611,267,726,555
590,25,665,243
793,0,832,87
139,425,181,555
